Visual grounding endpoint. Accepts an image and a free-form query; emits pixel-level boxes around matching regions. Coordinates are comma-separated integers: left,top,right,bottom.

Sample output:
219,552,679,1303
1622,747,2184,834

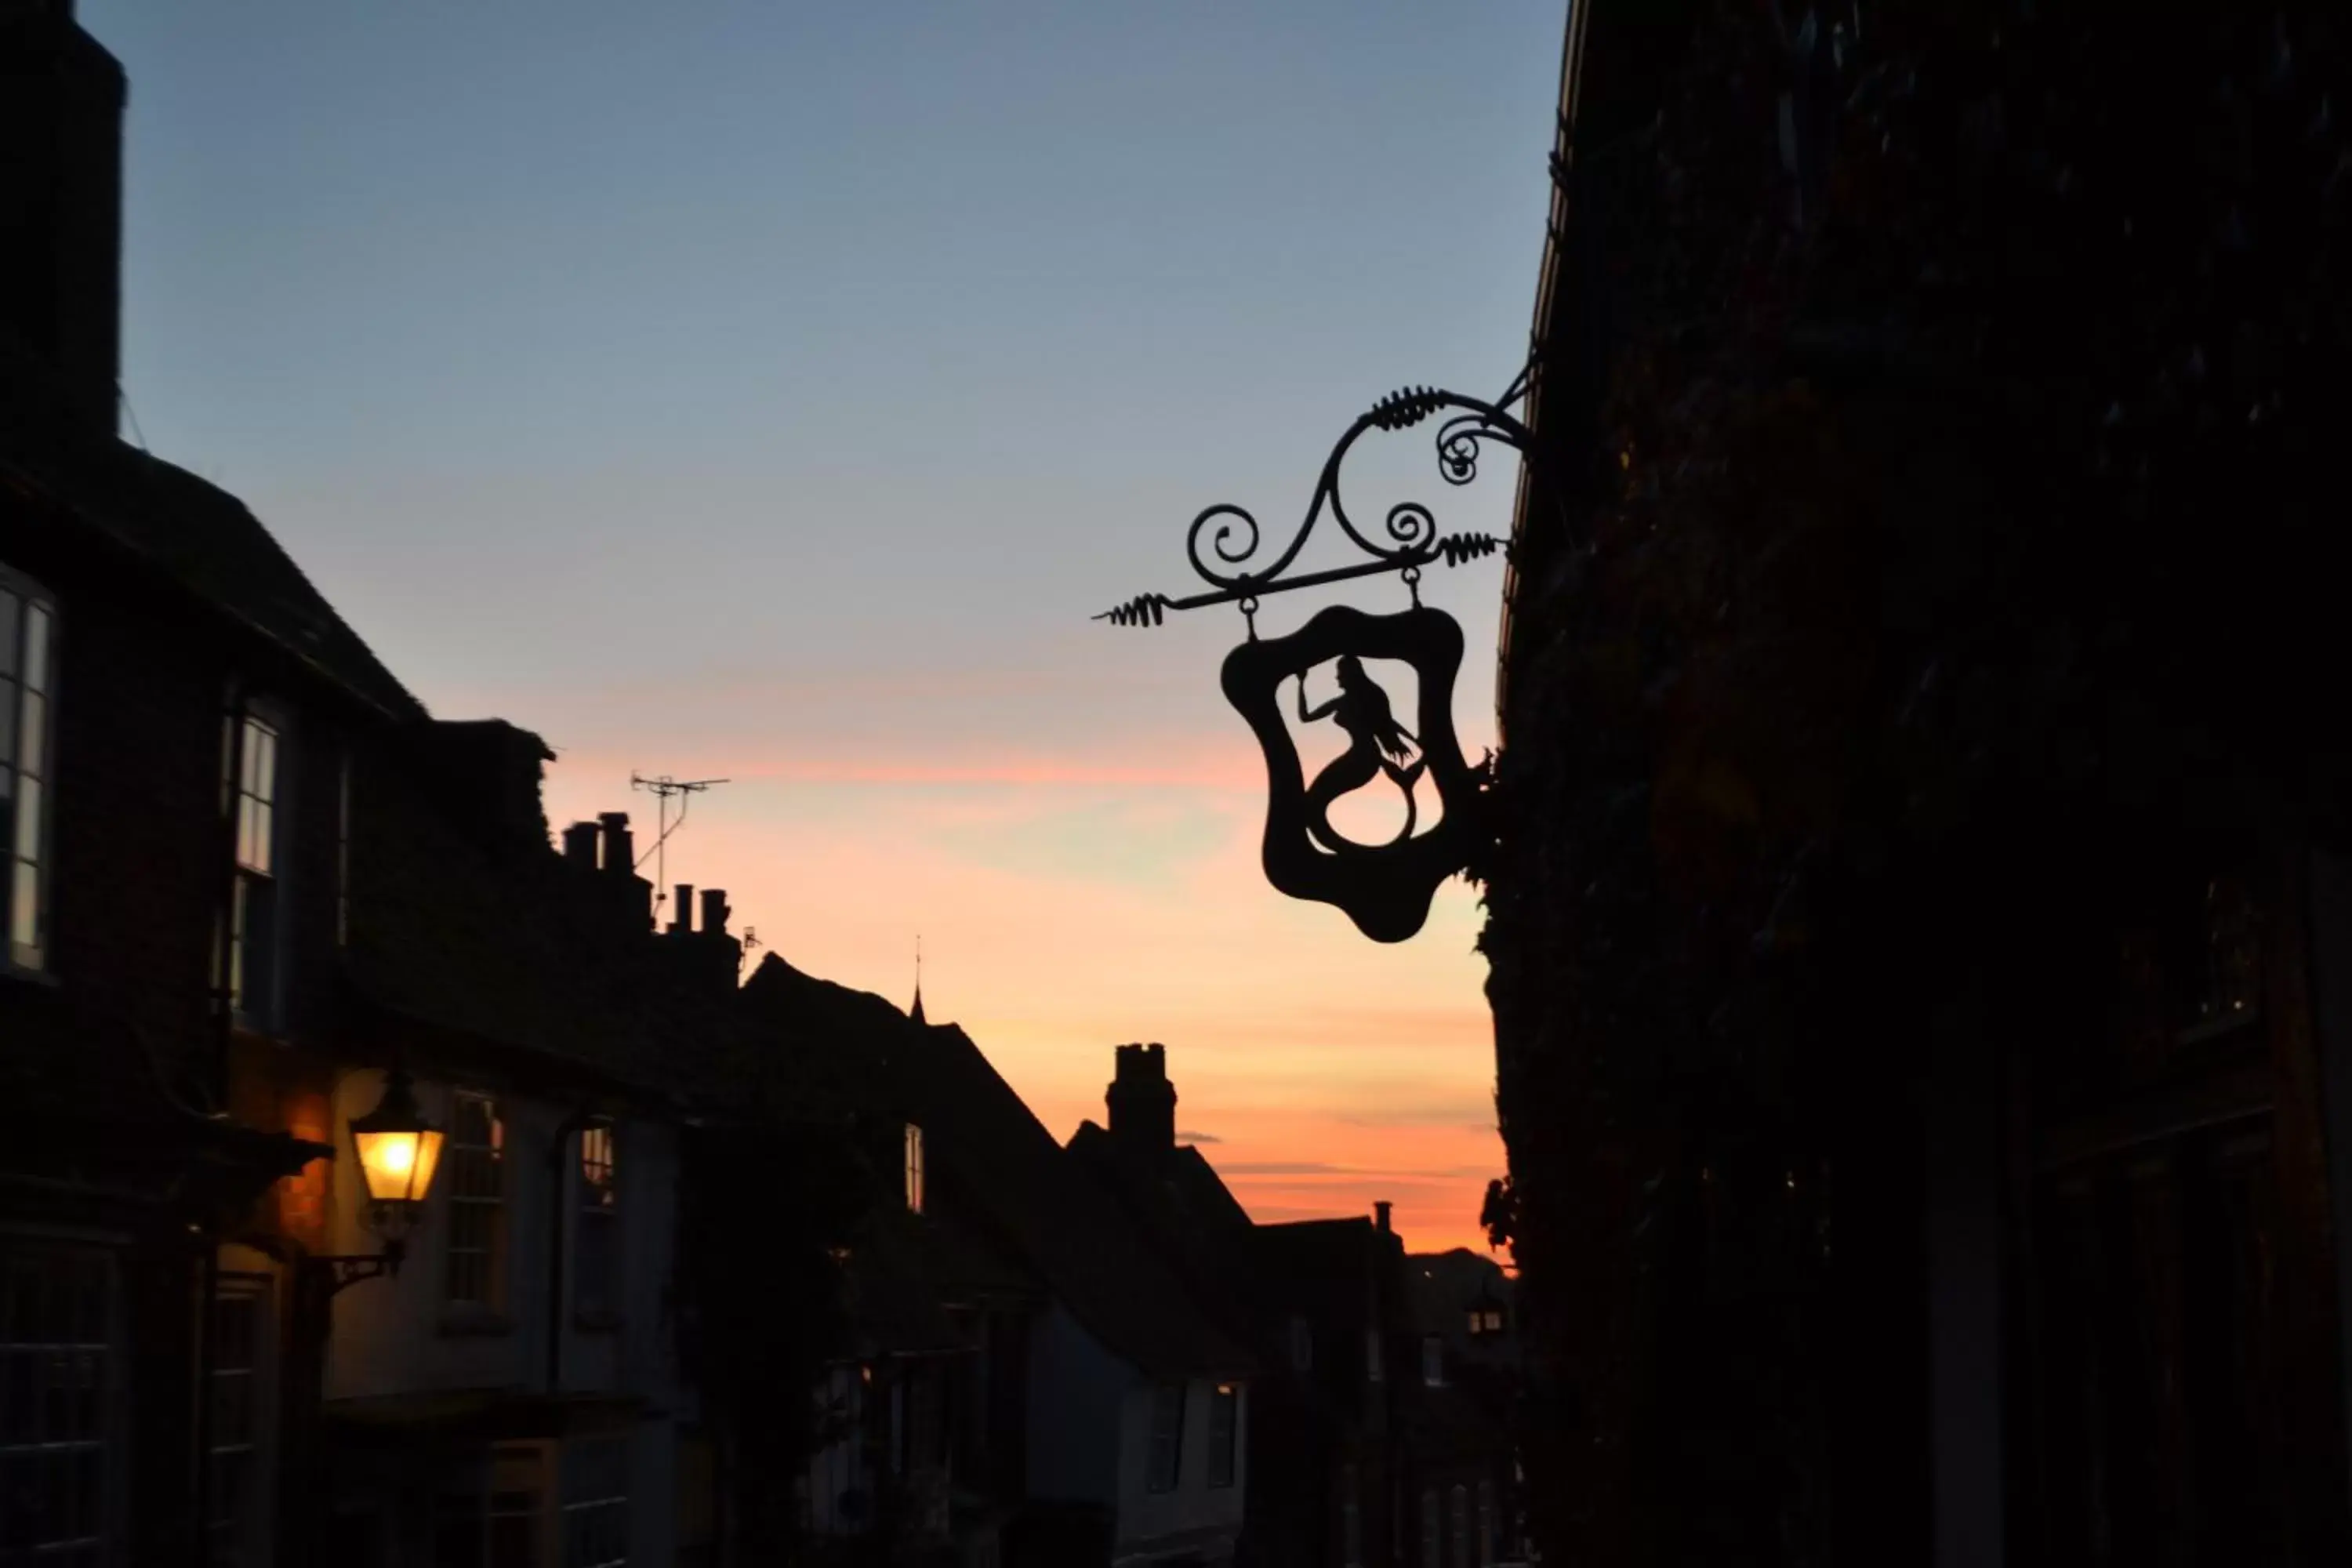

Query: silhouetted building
1070,1047,1523,1568
1484,0,2352,1562
5,10,749,1559
742,971,1257,1567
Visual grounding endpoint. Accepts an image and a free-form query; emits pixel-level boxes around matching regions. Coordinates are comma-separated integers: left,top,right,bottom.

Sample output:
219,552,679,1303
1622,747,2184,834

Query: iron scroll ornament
1094,368,1530,941
1093,370,1530,630
1225,606,1477,942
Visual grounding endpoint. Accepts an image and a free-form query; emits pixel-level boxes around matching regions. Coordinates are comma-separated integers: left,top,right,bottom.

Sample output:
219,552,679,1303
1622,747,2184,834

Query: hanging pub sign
1095,371,1532,942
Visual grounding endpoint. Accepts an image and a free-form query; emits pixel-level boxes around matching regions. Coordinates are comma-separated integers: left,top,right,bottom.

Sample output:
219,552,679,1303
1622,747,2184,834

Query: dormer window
903,1123,925,1214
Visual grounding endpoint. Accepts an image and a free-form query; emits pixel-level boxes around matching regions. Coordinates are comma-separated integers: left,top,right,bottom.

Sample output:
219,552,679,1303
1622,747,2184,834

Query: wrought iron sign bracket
1095,363,1535,942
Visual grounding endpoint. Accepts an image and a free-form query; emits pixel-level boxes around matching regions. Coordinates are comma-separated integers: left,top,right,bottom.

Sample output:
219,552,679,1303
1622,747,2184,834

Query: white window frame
1421,1334,1446,1388
560,1435,630,1568
575,1119,619,1320
1206,1383,1238,1489
206,1270,278,1568
223,701,292,1031
1144,1381,1185,1494
2,565,60,973
444,1091,508,1311
432,1442,550,1566
903,1123,924,1214
0,1238,123,1561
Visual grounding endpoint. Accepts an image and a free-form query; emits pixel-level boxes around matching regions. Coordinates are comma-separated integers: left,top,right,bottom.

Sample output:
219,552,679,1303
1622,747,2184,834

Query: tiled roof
0,378,424,721
741,956,1255,1380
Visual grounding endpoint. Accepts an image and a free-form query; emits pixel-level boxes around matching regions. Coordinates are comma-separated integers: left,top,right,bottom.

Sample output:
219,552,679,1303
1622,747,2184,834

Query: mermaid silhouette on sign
1294,655,1428,851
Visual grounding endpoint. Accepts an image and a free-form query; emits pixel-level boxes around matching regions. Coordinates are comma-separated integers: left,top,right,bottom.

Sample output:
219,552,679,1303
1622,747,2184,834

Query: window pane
0,591,18,678
16,690,40,779
11,858,38,958
241,721,274,805
13,773,38,859
1,675,15,772
22,604,49,694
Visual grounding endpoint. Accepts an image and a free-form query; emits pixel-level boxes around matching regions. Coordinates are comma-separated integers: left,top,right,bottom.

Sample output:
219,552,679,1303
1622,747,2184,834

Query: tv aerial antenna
630,772,729,920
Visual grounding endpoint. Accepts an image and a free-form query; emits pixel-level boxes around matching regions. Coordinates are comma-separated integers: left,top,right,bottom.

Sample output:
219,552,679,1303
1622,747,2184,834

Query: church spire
909,935,926,1025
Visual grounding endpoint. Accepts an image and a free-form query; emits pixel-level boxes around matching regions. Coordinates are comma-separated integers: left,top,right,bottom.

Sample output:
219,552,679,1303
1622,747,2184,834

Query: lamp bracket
301,1239,406,1299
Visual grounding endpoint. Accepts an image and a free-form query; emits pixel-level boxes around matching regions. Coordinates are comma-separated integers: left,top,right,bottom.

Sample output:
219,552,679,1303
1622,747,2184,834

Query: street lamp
348,1066,444,1235
278,1066,446,1563
314,1066,444,1287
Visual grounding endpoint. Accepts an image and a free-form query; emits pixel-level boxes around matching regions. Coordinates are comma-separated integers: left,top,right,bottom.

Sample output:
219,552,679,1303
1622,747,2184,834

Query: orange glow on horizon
539,739,1508,1259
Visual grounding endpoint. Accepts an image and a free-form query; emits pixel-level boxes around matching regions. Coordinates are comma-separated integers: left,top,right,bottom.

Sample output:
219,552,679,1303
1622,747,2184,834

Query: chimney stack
669,884,695,936
1374,1200,1393,1236
1107,1042,1176,1157
700,888,731,936
597,813,634,876
562,821,601,866
1,2,125,434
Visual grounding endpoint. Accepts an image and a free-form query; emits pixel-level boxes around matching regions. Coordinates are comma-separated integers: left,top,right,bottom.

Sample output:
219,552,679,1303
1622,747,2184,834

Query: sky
87,0,1567,1255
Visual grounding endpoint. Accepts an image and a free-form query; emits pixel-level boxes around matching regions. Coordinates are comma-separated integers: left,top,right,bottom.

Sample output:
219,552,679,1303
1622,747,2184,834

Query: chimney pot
670,884,695,936
700,888,731,935
1375,1201,1393,1235
562,821,600,866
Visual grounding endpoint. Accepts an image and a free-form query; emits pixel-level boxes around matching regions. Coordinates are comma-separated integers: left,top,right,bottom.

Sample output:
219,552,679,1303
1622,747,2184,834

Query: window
206,1277,274,1567
432,1444,546,1568
1452,1484,1469,1568
561,1437,630,1568
2,570,58,971
1206,1383,1237,1489
1145,1381,1185,1494
903,1123,924,1214
445,1093,507,1309
1289,1315,1312,1373
575,1120,618,1319
1420,1488,1439,1568
1477,1479,1494,1567
1341,1464,1363,1568
1365,1327,1383,1382
224,711,284,1026
1421,1335,1445,1387
0,1243,117,1564
2198,873,2260,1021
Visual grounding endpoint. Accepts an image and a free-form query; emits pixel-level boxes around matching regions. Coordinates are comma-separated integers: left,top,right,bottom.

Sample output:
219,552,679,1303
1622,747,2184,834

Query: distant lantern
348,1068,445,1221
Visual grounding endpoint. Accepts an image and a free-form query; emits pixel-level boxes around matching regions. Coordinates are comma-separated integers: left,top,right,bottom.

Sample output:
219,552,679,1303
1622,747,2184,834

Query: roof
741,956,1256,1380
0,368,425,721
342,725,741,1099
1065,1121,1258,1344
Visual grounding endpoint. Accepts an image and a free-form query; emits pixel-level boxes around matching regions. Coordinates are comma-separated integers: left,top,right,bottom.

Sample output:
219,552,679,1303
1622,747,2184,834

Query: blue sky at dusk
87,0,1568,1250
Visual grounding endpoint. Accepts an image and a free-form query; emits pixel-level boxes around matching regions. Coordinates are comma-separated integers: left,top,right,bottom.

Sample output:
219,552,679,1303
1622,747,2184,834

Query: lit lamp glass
349,1068,444,1219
